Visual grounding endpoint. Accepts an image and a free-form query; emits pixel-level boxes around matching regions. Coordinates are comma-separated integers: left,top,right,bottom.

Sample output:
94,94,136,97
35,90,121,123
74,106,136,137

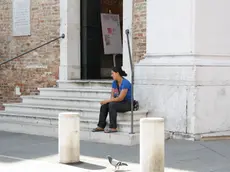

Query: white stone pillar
58,112,80,164
59,0,81,81
140,117,165,172
135,0,230,137
122,0,133,81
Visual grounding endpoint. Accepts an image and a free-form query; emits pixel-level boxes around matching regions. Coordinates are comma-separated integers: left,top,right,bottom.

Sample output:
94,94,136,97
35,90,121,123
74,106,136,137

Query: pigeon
107,155,128,170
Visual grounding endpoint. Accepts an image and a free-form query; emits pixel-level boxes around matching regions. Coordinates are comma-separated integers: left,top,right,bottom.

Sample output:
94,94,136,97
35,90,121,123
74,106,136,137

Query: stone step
57,80,112,89
0,112,140,133
3,103,148,121
1,78,150,145
38,88,111,99
81,130,139,145
0,112,140,145
21,96,102,109
80,118,140,133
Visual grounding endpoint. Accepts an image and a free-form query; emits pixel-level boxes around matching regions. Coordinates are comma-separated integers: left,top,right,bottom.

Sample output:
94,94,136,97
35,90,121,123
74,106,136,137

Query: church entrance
80,0,123,79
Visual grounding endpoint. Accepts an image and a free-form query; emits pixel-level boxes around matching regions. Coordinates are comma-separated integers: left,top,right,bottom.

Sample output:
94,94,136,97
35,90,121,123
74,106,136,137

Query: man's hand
100,100,110,105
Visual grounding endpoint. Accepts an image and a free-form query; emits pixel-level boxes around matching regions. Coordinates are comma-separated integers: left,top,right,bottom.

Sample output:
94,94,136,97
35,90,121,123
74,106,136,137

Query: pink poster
100,13,122,55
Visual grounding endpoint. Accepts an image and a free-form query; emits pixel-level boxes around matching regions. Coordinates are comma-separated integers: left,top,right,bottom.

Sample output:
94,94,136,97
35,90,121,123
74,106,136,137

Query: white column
135,0,195,134
59,0,81,80
122,0,133,81
140,118,165,172
190,0,230,135
58,112,80,164
136,0,230,137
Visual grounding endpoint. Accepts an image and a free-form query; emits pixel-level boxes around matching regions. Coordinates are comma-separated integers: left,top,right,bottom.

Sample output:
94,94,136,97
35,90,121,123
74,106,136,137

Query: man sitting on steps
92,66,132,133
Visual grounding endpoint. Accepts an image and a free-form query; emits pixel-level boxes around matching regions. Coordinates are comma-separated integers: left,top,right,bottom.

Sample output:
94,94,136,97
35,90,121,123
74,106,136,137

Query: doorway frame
59,0,133,82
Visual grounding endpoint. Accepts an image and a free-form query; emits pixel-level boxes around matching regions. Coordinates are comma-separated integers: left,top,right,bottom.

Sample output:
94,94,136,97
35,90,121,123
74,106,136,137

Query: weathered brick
132,0,146,62
0,0,60,109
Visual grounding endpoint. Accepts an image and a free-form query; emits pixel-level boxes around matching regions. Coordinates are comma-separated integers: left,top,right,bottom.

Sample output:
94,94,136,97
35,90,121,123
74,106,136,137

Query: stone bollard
140,117,165,172
58,112,80,164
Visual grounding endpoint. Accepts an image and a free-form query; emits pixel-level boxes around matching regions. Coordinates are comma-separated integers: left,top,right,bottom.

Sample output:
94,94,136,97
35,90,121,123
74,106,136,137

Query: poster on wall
13,0,31,36
100,13,122,55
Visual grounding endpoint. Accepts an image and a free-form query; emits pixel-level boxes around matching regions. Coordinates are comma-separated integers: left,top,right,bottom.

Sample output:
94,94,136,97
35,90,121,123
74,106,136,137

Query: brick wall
132,0,146,62
0,0,60,109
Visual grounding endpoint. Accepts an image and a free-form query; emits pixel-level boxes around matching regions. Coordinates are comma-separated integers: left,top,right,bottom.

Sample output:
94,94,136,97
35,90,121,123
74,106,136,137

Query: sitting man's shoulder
123,78,131,85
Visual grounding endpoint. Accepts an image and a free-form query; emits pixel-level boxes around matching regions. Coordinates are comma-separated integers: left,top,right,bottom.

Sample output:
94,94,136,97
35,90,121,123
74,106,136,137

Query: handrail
125,29,135,134
0,34,65,66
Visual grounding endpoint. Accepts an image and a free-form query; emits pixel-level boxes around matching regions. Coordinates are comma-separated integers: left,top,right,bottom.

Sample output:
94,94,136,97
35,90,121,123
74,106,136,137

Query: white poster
101,13,122,55
13,0,31,36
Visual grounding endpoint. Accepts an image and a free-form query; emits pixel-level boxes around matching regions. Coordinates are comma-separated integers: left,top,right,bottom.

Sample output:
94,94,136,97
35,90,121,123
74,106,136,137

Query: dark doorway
81,0,102,79
80,0,123,80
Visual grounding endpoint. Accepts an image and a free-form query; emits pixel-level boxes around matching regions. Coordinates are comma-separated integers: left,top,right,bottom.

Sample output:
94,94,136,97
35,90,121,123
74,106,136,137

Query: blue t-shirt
112,78,132,102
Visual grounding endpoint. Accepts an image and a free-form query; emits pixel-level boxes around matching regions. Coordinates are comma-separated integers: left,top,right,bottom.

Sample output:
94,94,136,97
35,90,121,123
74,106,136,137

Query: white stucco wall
135,0,230,137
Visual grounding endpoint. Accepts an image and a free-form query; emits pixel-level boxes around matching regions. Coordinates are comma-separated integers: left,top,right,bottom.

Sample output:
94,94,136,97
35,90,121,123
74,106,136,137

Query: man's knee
100,103,108,110
108,102,117,111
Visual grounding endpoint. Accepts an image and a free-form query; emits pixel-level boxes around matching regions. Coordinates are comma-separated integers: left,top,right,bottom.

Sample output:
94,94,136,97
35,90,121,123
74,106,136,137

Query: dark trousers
97,101,131,129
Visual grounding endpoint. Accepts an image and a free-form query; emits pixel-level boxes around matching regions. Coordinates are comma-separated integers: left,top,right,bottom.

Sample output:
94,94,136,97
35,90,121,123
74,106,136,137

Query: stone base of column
59,65,81,81
135,54,230,136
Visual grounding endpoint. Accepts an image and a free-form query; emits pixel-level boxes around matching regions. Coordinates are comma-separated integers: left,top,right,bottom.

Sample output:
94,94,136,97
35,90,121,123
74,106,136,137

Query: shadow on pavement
80,141,139,164
66,161,106,170
0,156,19,163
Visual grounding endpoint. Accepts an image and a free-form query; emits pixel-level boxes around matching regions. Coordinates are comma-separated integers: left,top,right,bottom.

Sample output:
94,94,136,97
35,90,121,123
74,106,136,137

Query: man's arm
110,89,128,102
111,88,114,99
106,89,128,103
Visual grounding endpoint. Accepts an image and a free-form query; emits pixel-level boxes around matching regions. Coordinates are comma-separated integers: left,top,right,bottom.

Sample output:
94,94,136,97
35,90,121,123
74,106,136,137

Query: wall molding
136,54,230,67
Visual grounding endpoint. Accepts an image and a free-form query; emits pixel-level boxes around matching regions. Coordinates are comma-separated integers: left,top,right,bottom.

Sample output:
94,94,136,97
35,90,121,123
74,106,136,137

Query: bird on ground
107,155,128,170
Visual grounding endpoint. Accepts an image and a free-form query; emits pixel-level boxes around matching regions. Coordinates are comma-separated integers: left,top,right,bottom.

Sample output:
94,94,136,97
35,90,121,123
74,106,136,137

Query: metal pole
113,54,117,67
125,29,134,134
0,34,65,66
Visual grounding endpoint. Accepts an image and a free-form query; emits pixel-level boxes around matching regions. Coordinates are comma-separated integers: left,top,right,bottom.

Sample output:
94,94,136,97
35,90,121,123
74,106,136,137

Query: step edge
57,80,112,84
21,95,103,102
3,104,148,114
0,114,141,125
0,112,145,121
3,103,99,112
38,88,111,92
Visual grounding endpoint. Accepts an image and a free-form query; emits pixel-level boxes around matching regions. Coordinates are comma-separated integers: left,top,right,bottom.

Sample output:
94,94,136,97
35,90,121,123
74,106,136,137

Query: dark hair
112,66,127,77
